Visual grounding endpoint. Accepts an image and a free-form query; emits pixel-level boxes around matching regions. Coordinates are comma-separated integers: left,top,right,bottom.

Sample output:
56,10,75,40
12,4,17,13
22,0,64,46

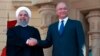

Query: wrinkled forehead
56,2,68,9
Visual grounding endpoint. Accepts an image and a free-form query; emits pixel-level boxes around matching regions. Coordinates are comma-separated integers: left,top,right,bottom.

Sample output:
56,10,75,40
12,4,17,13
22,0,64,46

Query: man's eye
58,8,67,10
19,14,22,16
24,14,28,16
58,8,62,10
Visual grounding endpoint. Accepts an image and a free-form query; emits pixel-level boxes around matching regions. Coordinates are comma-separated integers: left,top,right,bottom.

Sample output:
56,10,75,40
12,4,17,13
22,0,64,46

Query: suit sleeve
37,26,53,48
76,21,85,56
7,29,27,47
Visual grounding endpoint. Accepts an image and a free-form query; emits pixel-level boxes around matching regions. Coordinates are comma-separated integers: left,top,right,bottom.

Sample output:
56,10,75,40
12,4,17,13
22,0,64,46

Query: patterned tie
59,20,64,34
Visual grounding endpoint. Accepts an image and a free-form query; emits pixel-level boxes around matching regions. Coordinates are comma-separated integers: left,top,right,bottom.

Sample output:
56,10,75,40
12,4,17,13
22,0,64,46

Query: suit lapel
54,22,61,36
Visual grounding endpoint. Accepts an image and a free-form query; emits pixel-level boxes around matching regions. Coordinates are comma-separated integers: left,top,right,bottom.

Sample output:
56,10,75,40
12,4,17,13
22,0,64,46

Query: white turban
16,6,31,18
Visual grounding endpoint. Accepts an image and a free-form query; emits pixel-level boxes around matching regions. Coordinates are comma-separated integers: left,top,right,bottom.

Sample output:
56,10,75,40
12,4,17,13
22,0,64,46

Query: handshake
26,38,38,46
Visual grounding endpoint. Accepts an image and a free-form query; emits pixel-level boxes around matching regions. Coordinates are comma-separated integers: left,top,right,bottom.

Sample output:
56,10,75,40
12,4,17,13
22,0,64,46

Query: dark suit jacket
38,19,85,56
7,25,44,56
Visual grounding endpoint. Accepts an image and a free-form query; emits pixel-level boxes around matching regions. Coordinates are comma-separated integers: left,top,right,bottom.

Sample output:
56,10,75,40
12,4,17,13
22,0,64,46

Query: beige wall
0,0,8,54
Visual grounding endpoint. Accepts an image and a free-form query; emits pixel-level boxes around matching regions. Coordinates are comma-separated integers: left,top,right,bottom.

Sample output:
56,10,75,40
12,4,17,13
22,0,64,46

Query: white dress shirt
58,17,69,31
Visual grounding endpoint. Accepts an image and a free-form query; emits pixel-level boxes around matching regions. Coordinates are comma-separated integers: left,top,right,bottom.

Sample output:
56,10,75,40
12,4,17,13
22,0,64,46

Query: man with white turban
15,6,31,27
7,6,44,56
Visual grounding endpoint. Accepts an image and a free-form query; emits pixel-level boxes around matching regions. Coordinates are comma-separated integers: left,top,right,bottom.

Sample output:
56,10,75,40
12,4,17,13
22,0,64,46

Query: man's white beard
19,20,28,27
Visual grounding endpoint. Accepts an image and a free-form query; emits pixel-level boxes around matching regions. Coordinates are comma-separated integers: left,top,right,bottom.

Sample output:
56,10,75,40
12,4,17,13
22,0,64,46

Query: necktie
59,20,64,34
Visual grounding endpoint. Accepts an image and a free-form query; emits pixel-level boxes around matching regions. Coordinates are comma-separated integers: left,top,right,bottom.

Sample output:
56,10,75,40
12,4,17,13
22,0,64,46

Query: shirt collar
59,17,69,25
59,17,68,22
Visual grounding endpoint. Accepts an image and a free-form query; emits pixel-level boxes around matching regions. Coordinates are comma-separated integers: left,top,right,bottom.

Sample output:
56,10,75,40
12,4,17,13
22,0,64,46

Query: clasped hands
26,38,37,46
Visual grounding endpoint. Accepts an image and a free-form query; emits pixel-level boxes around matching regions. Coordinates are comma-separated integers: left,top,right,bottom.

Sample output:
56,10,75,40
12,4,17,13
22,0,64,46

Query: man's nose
22,15,25,17
21,15,26,19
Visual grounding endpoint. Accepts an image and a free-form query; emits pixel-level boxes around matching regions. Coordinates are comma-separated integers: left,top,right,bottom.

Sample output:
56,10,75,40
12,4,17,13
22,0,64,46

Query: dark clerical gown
7,25,44,56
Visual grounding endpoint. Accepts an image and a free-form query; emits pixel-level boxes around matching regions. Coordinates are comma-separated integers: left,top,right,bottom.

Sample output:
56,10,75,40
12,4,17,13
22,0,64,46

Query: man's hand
26,38,38,46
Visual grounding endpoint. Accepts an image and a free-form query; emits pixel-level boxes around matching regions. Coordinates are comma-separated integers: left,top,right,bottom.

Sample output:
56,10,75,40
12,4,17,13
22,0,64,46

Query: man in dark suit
32,2,85,56
6,6,44,56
